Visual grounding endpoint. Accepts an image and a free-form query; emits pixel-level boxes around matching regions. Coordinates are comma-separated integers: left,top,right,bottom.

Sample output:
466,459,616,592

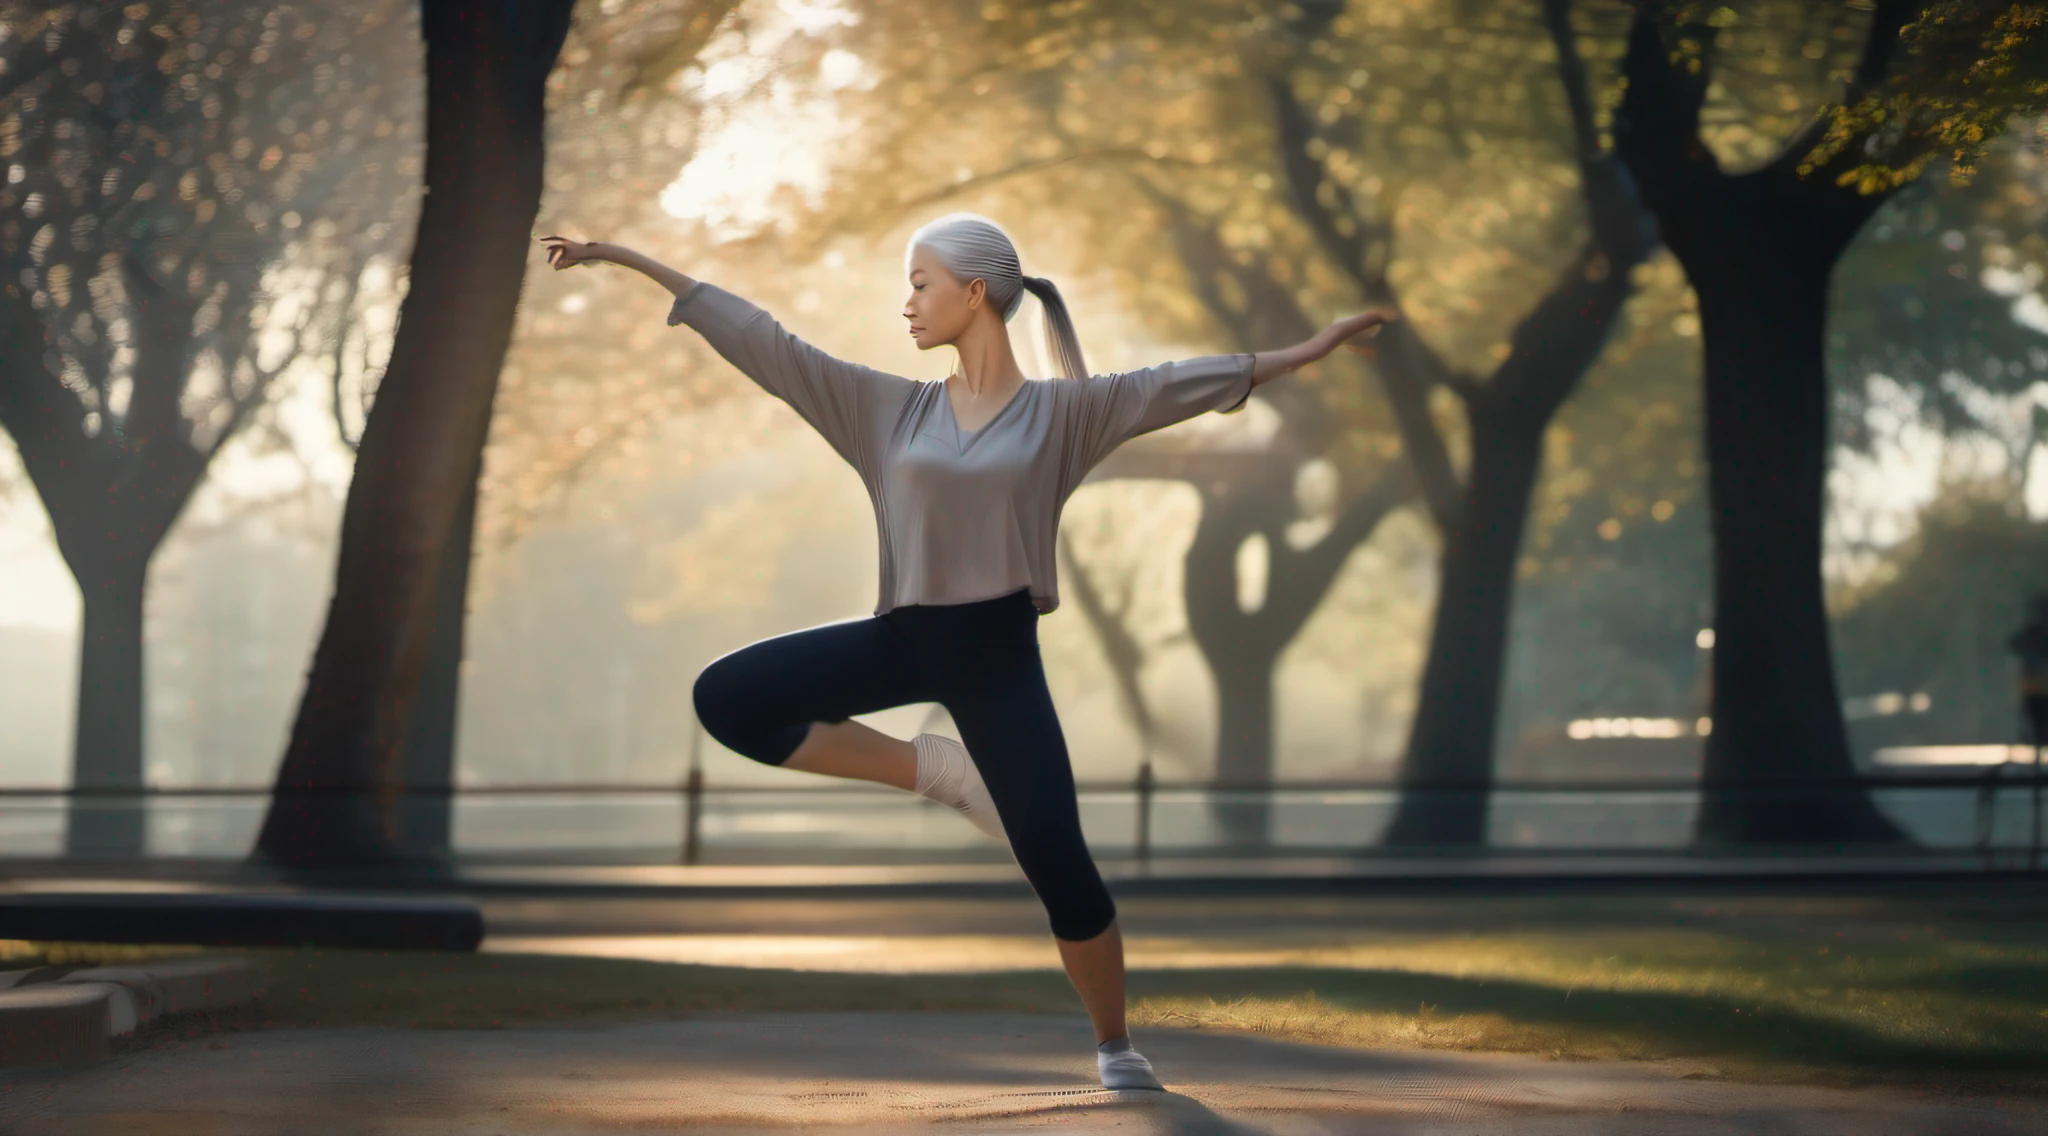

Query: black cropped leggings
692,587,1116,941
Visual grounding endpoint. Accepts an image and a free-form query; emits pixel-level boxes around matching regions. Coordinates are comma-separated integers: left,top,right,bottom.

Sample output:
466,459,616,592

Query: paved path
3,1013,2041,1135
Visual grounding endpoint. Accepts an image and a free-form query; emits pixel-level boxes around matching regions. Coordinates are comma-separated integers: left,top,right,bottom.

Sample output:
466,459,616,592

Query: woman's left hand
1331,310,1398,355
1251,309,1401,387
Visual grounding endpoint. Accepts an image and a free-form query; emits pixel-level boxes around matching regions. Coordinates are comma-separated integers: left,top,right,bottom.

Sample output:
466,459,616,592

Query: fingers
538,234,600,271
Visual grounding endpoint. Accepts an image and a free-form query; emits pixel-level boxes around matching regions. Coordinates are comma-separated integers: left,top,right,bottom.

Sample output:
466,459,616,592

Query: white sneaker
1098,1046,1164,1091
912,734,1005,841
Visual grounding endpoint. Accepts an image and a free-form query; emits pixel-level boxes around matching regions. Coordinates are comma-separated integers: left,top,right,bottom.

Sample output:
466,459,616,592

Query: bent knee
690,659,741,739
692,657,800,765
1012,839,1116,941
1048,890,1117,942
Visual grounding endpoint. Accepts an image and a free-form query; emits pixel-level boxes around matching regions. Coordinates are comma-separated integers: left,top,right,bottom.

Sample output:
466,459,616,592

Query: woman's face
903,243,985,352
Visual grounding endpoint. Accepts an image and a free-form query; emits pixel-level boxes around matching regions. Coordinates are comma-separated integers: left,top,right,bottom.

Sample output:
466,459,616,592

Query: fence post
1976,759,2005,868
2033,740,2042,873
1135,759,1154,867
682,716,705,866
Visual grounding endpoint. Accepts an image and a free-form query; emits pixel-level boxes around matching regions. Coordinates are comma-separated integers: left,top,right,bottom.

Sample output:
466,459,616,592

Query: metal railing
5,757,2042,867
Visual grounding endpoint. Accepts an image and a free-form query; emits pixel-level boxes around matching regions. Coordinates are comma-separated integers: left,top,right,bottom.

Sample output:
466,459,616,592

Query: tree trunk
2,272,217,860
1178,463,1410,848
1090,451,1411,851
396,468,479,862
1692,265,1906,844
254,2,574,867
63,559,149,858
1611,7,1914,847
1382,419,1546,847
1209,624,1283,848
1182,478,1289,848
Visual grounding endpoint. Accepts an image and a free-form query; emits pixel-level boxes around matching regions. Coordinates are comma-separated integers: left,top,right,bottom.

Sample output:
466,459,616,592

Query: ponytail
1021,275,1088,381
908,213,1092,382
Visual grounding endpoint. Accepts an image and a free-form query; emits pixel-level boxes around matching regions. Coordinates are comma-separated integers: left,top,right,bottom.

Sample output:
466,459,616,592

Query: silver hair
906,212,1088,381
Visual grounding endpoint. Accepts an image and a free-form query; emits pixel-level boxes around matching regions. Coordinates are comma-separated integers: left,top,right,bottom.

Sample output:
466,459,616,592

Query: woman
540,216,1391,1091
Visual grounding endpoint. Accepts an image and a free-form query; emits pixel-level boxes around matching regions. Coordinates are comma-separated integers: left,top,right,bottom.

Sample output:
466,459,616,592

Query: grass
7,906,2047,1094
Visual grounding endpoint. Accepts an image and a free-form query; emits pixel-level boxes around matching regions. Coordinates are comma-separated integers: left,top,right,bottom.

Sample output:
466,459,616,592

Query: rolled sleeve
1066,353,1255,471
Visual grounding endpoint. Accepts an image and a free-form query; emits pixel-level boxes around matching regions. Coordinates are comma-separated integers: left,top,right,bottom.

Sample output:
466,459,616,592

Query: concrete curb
0,956,266,1066
0,893,484,950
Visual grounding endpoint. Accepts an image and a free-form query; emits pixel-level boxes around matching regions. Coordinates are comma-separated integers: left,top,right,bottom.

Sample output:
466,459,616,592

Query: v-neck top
671,281,1254,615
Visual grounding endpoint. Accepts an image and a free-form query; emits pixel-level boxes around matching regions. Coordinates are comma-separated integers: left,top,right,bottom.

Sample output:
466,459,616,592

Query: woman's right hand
540,235,603,270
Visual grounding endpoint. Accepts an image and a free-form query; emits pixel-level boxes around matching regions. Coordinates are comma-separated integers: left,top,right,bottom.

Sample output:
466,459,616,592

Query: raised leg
693,617,933,783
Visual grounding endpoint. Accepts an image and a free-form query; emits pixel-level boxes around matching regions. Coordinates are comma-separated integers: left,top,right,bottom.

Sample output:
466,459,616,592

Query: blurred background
1,0,2044,867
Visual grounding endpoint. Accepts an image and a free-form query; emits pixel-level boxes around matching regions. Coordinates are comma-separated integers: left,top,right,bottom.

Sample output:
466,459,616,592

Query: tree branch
1612,5,1724,226
1486,233,1638,425
1850,0,1922,100
1371,346,1465,532
1539,0,1601,166
1772,0,1929,189
1264,461,1416,633
330,269,366,453
1263,73,1390,295
1256,69,1472,525
1439,368,1482,403
1134,178,1320,348
1058,540,1156,754
0,290,87,502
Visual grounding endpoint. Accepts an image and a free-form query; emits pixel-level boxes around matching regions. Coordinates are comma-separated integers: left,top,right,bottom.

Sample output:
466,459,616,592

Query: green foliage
1805,2,2048,192
1829,139,2048,473
1832,485,2048,740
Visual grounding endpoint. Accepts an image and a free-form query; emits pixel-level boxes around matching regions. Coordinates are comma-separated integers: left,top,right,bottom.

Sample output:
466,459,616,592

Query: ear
965,277,986,311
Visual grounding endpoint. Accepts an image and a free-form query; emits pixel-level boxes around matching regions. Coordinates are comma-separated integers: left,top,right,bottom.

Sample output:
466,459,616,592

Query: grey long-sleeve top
670,281,1254,615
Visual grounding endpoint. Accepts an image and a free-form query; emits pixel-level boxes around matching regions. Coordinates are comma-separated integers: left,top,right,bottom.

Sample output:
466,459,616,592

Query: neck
949,315,1028,395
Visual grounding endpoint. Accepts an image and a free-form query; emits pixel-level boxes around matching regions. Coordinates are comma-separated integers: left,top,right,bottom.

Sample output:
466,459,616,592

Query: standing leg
943,654,1163,1089
1055,920,1130,1043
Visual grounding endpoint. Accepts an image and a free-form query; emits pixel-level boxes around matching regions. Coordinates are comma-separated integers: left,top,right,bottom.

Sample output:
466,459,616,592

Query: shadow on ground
8,1012,2048,1135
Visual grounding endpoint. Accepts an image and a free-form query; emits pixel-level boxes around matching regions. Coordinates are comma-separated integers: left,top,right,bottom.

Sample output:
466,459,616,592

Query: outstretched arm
540,236,696,297
537,235,911,481
1251,310,1397,389
1061,308,1401,480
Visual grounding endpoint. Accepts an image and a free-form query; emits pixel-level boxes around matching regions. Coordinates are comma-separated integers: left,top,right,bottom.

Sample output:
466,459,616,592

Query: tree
1610,0,2048,844
0,0,416,856
254,0,577,867
354,0,745,864
1259,0,1664,845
